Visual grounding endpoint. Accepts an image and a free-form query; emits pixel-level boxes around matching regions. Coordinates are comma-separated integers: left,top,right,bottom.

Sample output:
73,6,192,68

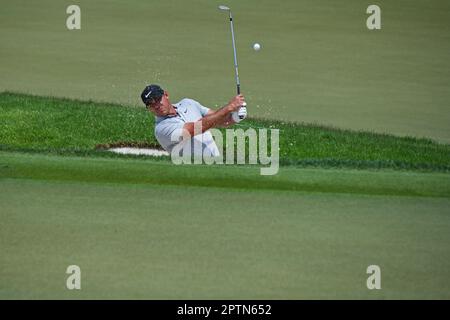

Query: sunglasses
146,95,163,108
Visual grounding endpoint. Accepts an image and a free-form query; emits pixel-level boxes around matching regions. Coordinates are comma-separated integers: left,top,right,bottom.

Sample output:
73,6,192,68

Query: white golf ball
253,43,261,51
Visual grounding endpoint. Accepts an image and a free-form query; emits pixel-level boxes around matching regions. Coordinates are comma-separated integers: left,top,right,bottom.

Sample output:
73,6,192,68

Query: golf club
218,5,247,120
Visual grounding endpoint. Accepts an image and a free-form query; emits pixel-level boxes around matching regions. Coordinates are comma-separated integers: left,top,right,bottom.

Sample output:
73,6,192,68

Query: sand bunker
108,147,169,157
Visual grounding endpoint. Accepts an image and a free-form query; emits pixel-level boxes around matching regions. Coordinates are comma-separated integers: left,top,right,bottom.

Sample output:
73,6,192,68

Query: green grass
1,92,450,171
1,0,450,300
1,0,449,142
1,152,449,299
1,151,450,198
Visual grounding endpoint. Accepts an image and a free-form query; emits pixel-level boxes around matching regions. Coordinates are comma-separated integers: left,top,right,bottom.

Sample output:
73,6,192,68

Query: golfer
141,84,246,157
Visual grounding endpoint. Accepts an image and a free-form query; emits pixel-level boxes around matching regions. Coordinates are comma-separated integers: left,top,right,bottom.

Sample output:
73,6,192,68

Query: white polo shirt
154,99,220,157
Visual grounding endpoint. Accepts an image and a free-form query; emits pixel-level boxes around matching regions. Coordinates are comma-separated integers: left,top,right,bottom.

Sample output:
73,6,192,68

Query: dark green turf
1,151,450,198
1,0,449,141
1,92,449,171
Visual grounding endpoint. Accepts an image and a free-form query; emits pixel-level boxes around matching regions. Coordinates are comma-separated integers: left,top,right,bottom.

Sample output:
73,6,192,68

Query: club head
218,5,230,11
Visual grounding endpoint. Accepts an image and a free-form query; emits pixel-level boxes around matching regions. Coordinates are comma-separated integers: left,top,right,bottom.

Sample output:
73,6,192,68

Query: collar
156,104,184,123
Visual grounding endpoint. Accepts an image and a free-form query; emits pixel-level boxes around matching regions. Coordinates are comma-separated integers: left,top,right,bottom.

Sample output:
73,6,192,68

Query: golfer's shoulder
178,98,200,107
155,116,182,132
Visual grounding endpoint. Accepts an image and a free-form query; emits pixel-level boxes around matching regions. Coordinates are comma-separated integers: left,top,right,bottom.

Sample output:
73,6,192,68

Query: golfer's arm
206,110,235,128
183,105,232,136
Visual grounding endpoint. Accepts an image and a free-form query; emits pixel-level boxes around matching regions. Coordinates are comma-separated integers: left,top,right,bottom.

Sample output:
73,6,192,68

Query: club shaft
228,13,241,95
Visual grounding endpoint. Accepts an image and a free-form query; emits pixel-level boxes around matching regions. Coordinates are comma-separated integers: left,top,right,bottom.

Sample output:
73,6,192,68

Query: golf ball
253,43,261,51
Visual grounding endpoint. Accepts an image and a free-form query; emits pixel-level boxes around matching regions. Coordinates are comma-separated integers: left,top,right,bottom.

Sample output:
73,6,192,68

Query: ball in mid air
253,43,261,51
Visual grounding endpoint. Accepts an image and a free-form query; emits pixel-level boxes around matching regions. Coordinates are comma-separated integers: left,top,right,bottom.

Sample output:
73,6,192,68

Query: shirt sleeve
193,100,210,117
155,119,185,151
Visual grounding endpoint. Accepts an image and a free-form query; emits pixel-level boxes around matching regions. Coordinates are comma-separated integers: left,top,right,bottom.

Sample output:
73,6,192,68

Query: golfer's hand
227,94,246,112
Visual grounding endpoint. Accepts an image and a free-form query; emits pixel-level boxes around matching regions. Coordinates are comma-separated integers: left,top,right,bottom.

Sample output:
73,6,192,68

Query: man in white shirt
140,84,246,157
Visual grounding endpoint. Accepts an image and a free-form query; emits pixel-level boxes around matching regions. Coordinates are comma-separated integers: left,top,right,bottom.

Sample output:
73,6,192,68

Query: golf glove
231,102,247,123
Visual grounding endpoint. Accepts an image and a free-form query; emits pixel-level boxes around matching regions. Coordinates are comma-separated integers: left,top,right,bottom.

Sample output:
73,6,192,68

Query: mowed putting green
1,152,450,299
1,0,450,141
